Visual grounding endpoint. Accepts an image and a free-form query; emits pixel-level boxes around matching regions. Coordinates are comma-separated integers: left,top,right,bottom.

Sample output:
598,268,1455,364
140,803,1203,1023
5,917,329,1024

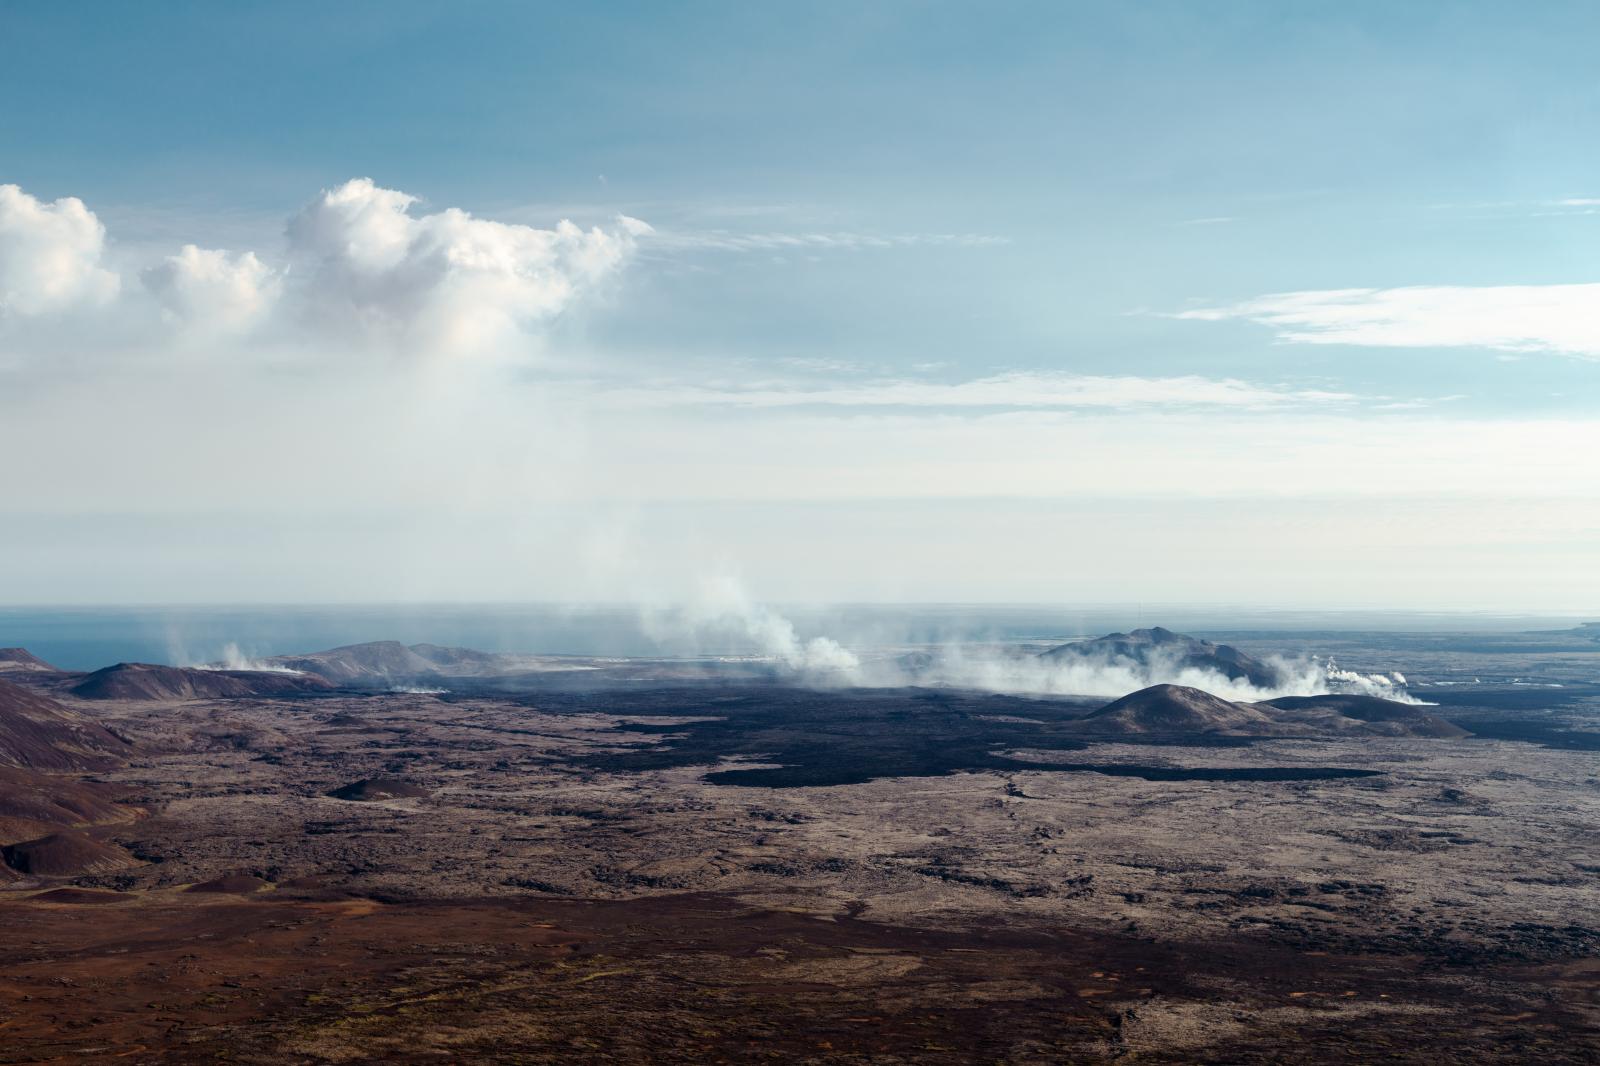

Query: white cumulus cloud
285,177,650,356
0,183,119,315
1178,284,1600,358
142,244,281,333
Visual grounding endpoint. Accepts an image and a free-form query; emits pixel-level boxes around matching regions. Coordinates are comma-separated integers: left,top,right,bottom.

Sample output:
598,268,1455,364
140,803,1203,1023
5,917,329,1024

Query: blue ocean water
0,605,669,671
0,605,1579,673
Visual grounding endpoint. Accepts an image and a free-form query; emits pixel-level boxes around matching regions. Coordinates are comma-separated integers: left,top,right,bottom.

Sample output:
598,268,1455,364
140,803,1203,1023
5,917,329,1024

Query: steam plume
648,577,862,679
649,583,1420,702
194,642,305,674
888,646,1422,703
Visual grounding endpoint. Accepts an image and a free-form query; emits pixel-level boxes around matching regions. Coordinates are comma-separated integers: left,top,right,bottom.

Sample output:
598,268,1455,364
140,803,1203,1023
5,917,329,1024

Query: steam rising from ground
882,645,1420,703
194,642,306,674
650,581,1420,702
646,577,863,679
184,586,1417,704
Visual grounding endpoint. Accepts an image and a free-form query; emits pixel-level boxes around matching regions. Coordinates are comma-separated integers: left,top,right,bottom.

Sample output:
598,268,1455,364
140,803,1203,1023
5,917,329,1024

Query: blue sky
2,2,1598,608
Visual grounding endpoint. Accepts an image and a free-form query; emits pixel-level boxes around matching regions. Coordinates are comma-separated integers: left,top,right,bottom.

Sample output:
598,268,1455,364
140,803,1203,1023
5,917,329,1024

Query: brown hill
0,816,60,847
0,647,60,673
1081,685,1472,740
1084,684,1287,735
327,777,431,802
409,643,503,668
267,641,512,683
71,662,332,701
0,766,136,832
1261,695,1471,739
0,764,140,858
268,641,444,683
1040,627,1282,690
0,677,132,770
2,829,138,877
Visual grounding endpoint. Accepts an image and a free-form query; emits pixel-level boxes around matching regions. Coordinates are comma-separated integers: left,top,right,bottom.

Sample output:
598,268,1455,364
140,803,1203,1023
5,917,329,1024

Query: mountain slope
0,647,61,673
266,641,514,683
71,663,332,701
0,677,132,770
0,766,135,838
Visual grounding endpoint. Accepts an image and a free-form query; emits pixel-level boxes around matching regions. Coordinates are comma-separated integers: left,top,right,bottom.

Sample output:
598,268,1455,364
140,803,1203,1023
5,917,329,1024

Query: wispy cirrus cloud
649,229,1008,253
599,371,1358,411
1175,283,1600,358
1426,197,1600,218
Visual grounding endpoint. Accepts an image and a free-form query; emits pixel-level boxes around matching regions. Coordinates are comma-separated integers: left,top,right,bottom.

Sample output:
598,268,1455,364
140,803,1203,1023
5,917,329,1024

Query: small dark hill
327,777,431,802
0,647,60,673
0,677,132,770
1261,695,1471,739
1081,687,1470,741
2,829,138,877
71,663,332,701
1085,684,1286,735
187,873,270,894
1040,627,1282,690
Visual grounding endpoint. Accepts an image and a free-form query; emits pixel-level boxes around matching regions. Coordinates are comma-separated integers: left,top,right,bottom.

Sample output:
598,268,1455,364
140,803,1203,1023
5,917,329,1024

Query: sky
2,0,1599,610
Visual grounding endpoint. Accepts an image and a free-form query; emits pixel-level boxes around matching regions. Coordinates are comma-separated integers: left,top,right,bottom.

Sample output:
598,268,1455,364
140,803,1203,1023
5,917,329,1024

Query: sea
0,604,1584,672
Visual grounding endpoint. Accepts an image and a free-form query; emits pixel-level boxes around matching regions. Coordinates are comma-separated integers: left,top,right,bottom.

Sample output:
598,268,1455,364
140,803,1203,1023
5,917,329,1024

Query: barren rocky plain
1,627,1597,1063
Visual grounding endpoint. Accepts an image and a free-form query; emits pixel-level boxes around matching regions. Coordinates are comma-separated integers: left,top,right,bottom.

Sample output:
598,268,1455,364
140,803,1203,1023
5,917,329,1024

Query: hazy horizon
3,601,1592,673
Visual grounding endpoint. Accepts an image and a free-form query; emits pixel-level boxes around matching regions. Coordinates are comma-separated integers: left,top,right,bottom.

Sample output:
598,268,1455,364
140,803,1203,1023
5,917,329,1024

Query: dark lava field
1,627,1596,1062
